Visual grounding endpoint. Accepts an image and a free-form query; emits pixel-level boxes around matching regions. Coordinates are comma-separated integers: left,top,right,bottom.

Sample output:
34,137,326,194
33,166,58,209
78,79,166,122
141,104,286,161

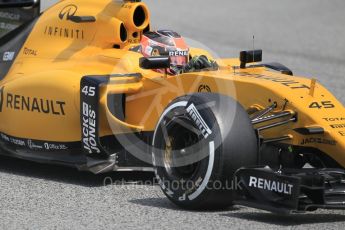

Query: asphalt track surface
1,0,345,229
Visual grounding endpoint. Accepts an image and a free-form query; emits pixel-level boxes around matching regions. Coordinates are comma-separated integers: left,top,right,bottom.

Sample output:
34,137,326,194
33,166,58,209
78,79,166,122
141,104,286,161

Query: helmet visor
170,55,188,66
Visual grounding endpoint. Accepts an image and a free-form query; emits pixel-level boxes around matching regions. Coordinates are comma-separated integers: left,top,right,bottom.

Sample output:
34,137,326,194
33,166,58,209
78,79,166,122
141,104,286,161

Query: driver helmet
140,30,189,75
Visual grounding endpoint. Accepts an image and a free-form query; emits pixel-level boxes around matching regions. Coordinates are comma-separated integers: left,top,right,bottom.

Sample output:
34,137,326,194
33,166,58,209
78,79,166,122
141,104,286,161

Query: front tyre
152,93,258,209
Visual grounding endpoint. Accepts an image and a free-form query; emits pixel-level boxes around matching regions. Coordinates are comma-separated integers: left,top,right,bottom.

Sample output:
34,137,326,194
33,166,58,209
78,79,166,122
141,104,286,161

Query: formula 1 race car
1,0,345,214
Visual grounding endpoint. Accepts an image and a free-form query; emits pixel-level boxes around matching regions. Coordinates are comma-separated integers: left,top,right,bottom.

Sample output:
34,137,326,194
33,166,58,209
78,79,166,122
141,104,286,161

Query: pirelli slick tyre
152,93,258,209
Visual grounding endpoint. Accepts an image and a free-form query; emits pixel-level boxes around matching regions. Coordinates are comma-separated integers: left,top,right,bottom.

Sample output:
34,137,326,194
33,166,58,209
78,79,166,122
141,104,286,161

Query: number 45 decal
309,101,335,109
82,86,96,97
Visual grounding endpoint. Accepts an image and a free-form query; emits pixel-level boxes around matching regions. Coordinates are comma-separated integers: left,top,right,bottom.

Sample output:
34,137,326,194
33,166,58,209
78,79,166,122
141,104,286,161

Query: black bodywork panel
234,167,345,214
0,3,41,79
263,62,293,76
0,19,37,80
80,74,141,158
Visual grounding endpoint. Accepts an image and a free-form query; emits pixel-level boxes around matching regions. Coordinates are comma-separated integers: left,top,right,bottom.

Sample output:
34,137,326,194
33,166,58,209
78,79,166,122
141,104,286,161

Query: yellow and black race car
1,0,345,214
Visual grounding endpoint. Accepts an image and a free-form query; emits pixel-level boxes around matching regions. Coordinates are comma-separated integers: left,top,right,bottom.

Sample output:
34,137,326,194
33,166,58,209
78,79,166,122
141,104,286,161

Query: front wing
234,167,345,214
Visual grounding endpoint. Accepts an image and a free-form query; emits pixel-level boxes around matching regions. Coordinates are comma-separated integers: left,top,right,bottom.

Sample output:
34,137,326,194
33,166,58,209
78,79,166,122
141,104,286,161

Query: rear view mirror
139,56,171,70
240,50,262,68
0,0,38,8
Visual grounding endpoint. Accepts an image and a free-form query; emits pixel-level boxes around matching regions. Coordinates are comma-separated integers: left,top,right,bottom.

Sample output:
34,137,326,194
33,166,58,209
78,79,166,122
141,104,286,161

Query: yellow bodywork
1,0,345,167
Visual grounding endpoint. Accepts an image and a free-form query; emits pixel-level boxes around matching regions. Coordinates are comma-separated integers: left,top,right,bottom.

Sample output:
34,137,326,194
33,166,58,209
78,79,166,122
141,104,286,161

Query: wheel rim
162,117,202,180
